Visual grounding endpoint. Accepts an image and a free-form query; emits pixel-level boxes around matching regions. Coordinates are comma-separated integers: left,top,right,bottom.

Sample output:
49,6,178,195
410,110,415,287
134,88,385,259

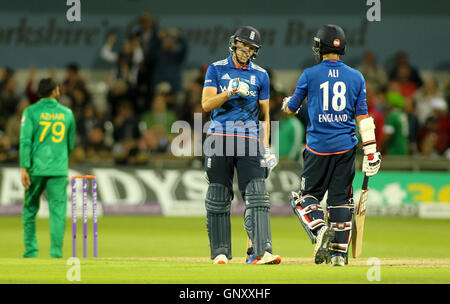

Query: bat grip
362,175,369,190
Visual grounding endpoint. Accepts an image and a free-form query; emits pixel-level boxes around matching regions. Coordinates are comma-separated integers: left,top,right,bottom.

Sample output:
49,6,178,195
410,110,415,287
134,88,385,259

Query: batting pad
328,203,354,253
205,183,232,260
244,179,272,258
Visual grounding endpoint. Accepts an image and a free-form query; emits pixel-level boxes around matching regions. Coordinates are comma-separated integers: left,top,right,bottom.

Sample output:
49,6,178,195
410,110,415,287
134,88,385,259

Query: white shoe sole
213,254,228,264
331,256,345,266
254,252,282,265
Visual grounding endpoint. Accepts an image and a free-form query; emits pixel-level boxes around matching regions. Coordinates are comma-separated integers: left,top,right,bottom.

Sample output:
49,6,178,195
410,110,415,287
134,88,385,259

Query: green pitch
0,216,449,283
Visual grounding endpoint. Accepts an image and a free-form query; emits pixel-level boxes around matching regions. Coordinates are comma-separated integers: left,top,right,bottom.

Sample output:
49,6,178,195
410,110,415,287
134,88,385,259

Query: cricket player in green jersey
20,78,76,258
383,92,409,155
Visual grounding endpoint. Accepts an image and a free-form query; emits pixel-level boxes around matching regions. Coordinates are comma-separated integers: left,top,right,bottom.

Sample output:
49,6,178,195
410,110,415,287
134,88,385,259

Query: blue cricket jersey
287,59,368,154
203,55,270,140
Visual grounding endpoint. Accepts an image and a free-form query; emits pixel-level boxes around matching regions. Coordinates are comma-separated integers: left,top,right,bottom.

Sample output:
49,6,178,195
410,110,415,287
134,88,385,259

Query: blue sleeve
355,72,368,116
259,72,270,100
288,70,308,112
204,65,217,88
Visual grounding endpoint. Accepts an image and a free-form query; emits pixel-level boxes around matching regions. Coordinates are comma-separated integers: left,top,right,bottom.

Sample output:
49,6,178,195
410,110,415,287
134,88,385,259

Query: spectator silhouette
419,98,449,156
140,94,177,140
132,12,161,105
153,28,188,97
357,50,388,94
101,32,144,88
0,67,19,129
415,77,445,125
389,52,423,88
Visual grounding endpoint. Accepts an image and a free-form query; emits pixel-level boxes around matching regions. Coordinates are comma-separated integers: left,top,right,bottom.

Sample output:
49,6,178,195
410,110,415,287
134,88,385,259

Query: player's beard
55,86,62,100
234,51,250,67
52,89,61,101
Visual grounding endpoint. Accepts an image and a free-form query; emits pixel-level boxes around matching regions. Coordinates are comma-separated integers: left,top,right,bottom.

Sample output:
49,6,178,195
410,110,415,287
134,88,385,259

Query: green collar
39,98,58,103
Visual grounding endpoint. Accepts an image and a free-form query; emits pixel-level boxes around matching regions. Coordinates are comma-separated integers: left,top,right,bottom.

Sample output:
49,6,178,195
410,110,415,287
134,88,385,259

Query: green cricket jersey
20,98,76,176
276,116,304,160
384,108,409,155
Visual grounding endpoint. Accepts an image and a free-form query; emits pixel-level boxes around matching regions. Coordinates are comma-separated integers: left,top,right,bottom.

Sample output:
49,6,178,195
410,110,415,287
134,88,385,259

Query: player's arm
259,98,270,148
356,114,369,124
258,71,271,149
202,64,249,112
282,102,295,115
356,76,381,176
201,86,229,112
19,108,33,189
261,97,277,176
358,115,381,176
282,71,308,115
67,111,76,155
259,72,277,175
202,79,250,112
357,114,376,151
282,96,302,115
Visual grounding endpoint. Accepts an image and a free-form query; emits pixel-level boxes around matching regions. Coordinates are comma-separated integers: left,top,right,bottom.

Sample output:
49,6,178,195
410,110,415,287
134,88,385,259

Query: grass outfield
0,216,449,283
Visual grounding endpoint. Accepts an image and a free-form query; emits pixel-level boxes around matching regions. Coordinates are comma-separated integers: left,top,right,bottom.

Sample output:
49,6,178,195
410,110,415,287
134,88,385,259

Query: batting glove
264,147,278,178
362,152,382,176
227,78,249,97
282,96,300,114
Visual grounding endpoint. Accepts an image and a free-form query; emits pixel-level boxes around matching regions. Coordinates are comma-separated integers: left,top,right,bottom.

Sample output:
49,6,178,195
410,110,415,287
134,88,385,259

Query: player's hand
263,147,278,178
227,78,249,97
21,168,31,190
282,96,300,114
362,152,381,176
281,96,291,112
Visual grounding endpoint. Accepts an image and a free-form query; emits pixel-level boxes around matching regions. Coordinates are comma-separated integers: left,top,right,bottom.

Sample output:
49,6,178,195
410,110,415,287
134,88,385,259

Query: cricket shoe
213,254,228,264
245,246,257,264
330,252,347,267
246,253,257,264
245,238,254,264
250,251,281,265
313,226,335,264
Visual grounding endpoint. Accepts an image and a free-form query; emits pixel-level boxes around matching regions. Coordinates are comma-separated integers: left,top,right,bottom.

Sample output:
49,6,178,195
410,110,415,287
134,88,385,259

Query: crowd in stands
0,13,449,164
273,50,450,161
0,13,192,165
357,51,450,158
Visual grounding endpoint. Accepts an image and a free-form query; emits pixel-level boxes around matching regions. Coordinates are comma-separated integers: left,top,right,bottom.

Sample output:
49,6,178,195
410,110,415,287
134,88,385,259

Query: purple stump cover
71,178,77,258
92,177,98,258
82,177,88,258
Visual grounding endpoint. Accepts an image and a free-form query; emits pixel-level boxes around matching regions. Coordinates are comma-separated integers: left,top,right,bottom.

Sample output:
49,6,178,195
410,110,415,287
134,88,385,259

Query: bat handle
362,175,369,191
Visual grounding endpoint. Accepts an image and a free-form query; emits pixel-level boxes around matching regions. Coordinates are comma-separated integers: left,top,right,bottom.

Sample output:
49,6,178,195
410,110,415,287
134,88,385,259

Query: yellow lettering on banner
407,183,435,203
438,186,450,203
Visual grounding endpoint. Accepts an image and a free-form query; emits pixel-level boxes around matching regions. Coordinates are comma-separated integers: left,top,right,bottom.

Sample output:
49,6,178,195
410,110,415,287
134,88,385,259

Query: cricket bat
352,175,370,258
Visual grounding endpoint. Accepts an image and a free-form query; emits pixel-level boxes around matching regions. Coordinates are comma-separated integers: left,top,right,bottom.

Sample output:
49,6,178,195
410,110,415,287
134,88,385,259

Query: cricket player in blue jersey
201,26,281,265
282,24,382,266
